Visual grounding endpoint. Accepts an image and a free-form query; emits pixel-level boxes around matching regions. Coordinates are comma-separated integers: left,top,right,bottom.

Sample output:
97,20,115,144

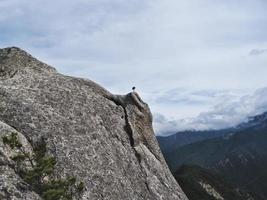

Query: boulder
0,47,187,200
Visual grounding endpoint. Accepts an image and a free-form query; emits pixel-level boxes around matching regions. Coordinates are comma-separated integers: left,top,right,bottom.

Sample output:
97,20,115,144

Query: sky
1,0,267,135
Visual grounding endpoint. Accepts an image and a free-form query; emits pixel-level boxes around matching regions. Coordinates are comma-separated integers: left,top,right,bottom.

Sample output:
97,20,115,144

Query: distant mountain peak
236,111,267,130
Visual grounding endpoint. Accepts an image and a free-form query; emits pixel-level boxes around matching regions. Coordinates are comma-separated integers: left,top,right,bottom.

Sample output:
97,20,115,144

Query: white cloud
1,0,267,135
249,49,267,56
154,87,267,136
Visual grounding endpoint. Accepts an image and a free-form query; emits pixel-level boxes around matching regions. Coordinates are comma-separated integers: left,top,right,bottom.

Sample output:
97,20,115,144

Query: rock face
0,47,187,200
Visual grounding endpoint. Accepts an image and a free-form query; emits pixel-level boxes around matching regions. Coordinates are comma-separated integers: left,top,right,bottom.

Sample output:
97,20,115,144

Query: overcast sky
1,0,267,135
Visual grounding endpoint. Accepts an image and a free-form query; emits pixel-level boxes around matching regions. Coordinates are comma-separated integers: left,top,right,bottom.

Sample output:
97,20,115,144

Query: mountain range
157,111,267,199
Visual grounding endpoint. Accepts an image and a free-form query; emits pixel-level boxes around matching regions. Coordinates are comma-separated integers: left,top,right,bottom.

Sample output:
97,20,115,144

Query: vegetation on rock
2,132,84,200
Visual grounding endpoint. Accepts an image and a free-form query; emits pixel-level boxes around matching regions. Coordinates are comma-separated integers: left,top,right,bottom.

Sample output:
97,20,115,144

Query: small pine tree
2,132,85,200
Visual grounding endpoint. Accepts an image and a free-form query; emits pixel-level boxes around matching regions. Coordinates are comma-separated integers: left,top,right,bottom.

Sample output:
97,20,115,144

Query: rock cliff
0,47,187,200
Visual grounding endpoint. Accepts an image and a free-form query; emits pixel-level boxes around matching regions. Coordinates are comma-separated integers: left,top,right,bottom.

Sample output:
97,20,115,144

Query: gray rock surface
0,121,41,200
0,47,188,200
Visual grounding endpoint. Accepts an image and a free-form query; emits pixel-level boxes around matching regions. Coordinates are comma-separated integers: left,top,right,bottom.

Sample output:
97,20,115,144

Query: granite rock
0,47,188,200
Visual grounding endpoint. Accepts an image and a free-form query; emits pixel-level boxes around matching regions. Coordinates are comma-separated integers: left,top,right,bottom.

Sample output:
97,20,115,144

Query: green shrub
2,132,84,200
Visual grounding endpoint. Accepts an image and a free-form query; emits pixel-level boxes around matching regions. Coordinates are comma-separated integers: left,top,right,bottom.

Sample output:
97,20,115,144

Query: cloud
249,49,267,56
1,0,267,93
153,113,180,135
1,0,267,136
154,87,267,136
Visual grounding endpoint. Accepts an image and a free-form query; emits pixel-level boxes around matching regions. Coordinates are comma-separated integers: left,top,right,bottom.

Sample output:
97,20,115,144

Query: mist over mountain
157,111,267,153
158,111,267,199
154,88,267,136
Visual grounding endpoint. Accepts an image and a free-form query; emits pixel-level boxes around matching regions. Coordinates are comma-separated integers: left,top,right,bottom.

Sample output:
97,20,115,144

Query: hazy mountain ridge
157,111,267,154
158,111,267,199
157,129,232,154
